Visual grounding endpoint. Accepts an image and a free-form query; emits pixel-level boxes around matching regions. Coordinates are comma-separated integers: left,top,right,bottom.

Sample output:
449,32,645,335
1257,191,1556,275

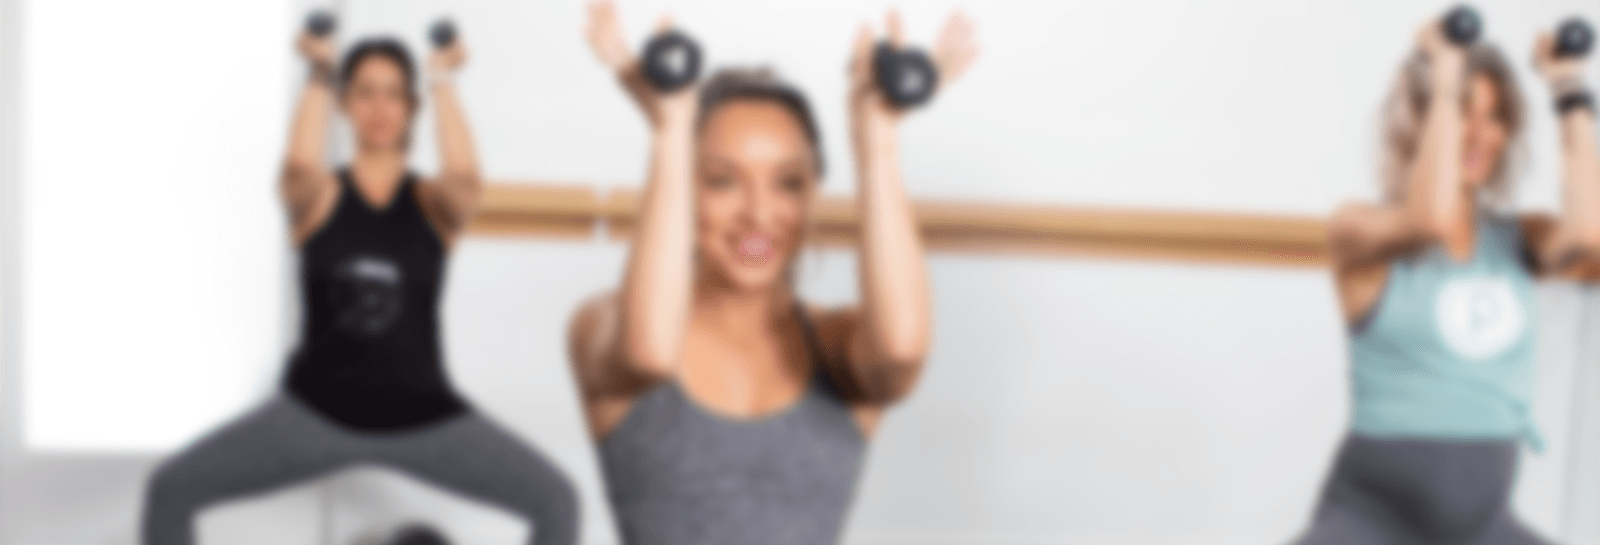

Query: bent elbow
878,338,928,371
439,166,482,189
619,332,677,382
281,159,321,185
1574,224,1600,254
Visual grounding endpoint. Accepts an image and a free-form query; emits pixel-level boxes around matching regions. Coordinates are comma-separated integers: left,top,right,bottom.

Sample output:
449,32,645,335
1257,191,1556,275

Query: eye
703,175,734,190
781,175,806,194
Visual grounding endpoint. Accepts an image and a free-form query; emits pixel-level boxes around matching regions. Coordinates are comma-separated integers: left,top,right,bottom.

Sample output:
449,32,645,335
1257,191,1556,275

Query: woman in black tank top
567,3,977,543
141,22,577,545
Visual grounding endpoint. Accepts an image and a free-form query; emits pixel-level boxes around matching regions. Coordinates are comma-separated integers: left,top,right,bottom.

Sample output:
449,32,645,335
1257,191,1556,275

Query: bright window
21,0,293,451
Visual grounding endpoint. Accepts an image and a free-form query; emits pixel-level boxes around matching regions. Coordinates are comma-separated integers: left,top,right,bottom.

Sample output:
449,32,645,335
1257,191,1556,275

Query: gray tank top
598,305,867,545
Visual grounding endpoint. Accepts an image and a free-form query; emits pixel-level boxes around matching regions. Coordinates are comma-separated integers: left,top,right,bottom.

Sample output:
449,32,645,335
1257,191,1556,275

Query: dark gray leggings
141,394,578,545
1293,434,1550,545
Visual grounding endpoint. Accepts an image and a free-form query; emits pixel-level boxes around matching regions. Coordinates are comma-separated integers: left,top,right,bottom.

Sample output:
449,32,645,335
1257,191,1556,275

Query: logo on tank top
332,254,404,337
1434,276,1525,360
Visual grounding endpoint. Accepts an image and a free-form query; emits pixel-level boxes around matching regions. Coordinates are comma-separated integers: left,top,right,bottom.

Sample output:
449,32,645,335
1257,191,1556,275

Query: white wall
6,0,1600,544
17,0,294,451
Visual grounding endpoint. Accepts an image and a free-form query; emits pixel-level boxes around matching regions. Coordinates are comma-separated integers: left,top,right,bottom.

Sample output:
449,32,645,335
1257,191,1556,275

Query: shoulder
1516,212,1555,241
1329,200,1391,228
1326,200,1394,251
569,291,619,352
800,302,859,342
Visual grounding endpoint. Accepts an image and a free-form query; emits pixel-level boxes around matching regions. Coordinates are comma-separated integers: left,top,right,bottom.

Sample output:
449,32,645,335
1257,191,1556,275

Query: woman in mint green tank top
1293,13,1600,545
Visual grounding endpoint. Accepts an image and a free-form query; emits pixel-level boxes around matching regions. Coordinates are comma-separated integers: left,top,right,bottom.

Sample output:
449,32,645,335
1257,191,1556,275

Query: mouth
735,234,774,266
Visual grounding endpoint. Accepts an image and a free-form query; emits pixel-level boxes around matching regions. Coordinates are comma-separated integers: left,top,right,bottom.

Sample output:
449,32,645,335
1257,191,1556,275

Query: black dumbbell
1557,17,1594,58
873,42,938,108
641,31,702,92
387,524,449,545
430,19,457,49
306,10,336,38
1442,5,1482,46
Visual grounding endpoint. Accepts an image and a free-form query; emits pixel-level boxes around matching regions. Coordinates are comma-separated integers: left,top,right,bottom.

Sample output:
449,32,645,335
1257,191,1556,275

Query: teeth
739,237,771,256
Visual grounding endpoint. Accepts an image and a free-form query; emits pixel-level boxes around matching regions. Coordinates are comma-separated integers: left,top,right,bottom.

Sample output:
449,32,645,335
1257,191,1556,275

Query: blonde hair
1379,42,1526,210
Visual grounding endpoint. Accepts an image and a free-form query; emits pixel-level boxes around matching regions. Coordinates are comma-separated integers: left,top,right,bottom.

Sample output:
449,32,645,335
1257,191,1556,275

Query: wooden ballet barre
469,182,1330,267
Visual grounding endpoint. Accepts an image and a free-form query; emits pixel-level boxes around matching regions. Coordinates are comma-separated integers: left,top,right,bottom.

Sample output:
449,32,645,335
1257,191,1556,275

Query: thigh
1339,435,1519,543
1469,509,1552,545
1295,437,1415,545
149,395,362,502
1294,502,1407,545
370,412,574,509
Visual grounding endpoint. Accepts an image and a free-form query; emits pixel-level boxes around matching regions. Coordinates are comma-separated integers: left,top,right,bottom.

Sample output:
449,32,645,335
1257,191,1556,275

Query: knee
144,458,187,507
144,453,213,514
516,468,578,532
540,470,579,522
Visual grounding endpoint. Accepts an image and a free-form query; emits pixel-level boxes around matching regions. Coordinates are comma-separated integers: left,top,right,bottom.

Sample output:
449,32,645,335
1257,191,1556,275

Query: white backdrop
9,0,1600,544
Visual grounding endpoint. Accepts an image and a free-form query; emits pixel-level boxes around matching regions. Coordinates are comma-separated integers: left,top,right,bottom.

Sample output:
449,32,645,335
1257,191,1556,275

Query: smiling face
1460,74,1509,190
341,54,414,153
694,99,821,293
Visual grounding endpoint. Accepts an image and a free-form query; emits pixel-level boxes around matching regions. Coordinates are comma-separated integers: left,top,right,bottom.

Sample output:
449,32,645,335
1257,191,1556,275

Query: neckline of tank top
1430,212,1509,267
633,303,840,428
341,168,416,215
665,370,828,427
1348,214,1514,336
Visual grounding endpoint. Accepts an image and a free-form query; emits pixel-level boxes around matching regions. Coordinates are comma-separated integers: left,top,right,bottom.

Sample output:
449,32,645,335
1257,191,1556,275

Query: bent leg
375,413,579,545
1293,501,1406,545
1469,509,1553,545
1292,435,1412,545
141,396,359,545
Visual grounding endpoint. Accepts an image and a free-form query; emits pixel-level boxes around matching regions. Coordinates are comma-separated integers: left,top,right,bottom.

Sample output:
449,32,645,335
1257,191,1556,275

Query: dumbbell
430,18,457,49
387,524,449,545
1442,5,1482,46
1556,17,1594,58
306,10,336,38
641,30,702,92
873,42,938,108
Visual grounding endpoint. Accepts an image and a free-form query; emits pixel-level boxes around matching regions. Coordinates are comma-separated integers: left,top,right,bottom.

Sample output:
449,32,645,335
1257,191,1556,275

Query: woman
567,2,977,543
141,25,577,545
1296,18,1600,545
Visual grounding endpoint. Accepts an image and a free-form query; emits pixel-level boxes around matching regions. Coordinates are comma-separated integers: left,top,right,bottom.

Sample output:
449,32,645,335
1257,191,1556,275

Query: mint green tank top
1347,213,1541,450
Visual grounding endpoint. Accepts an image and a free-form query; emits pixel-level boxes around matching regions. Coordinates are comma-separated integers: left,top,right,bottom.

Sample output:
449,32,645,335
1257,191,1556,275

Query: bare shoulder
1326,200,1423,271
1327,201,1392,239
1520,212,1600,281
568,291,620,365
803,303,858,332
1520,212,1557,245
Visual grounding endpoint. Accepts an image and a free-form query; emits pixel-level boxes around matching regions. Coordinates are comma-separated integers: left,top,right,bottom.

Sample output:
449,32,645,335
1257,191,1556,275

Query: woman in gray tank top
1295,14,1600,545
566,2,978,543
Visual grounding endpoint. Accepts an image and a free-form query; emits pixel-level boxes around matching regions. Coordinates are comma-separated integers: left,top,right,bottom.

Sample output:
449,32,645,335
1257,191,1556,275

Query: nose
740,177,778,229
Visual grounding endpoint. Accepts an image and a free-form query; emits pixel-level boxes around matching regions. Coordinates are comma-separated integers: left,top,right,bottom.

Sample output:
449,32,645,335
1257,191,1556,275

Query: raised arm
282,32,341,245
817,11,977,411
416,40,482,246
569,1,698,400
1330,20,1472,270
1527,31,1600,276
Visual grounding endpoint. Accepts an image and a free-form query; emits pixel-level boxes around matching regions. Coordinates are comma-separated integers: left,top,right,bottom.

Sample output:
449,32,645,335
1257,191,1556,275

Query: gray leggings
1293,434,1550,545
141,394,578,545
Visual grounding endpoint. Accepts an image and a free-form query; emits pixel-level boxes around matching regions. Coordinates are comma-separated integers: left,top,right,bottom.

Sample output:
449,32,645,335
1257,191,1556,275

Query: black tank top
284,169,467,430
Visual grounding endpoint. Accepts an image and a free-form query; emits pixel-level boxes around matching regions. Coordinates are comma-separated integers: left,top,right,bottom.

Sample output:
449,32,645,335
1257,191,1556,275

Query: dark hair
697,68,826,177
339,38,420,112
